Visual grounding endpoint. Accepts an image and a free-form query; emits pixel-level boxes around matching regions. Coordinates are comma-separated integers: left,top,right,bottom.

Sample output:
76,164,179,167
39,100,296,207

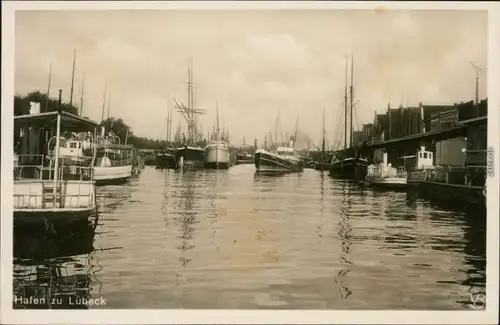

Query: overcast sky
15,9,487,147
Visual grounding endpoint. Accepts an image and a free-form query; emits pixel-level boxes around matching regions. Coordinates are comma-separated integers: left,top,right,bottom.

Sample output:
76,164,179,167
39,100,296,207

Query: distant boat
204,102,230,169
314,161,332,171
329,154,369,180
176,145,205,170
205,140,230,169
254,139,303,174
235,152,253,165
365,152,407,189
156,147,176,169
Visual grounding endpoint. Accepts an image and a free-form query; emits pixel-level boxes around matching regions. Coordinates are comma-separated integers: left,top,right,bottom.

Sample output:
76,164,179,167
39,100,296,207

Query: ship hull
176,146,205,170
365,176,407,189
254,150,303,174
155,153,177,169
329,157,368,181
94,165,132,185
407,179,485,206
204,143,230,169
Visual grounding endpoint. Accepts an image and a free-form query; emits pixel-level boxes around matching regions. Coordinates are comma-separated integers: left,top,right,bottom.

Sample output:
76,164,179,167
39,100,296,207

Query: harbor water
13,165,486,309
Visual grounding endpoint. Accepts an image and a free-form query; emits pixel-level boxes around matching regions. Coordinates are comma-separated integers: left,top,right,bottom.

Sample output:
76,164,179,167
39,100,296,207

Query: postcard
1,1,499,324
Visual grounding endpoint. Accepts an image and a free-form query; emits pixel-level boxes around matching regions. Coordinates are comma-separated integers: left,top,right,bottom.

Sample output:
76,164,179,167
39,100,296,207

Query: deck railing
14,153,96,210
14,178,96,210
409,167,485,186
15,154,94,181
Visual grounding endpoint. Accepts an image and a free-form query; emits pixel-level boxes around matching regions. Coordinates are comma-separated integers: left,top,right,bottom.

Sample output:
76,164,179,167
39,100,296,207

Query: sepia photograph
1,1,499,324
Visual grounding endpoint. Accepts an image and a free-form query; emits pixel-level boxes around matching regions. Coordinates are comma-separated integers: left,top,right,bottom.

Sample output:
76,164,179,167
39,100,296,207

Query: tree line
14,91,169,150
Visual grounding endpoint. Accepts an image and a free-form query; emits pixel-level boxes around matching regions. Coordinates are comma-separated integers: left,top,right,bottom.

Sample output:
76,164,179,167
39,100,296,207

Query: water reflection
14,166,487,309
335,181,353,300
13,217,101,309
174,171,198,264
458,209,486,307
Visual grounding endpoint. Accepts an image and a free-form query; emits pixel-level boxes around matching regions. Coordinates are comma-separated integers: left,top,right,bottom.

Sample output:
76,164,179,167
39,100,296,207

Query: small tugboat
254,138,303,174
365,152,407,189
329,152,369,180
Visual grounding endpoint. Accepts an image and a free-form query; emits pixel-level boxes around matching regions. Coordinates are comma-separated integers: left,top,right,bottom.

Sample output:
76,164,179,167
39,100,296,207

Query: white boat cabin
95,144,135,168
275,146,302,163
416,146,434,170
276,146,297,156
51,137,93,161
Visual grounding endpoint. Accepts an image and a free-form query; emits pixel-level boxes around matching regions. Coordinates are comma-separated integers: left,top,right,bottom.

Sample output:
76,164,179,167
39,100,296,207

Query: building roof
14,111,99,132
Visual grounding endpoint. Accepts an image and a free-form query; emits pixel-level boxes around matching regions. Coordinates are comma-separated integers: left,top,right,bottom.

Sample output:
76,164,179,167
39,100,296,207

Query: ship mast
294,117,299,145
174,58,205,145
100,85,107,123
344,56,348,150
69,49,76,107
165,94,170,143
79,74,85,116
45,62,52,112
216,100,220,140
274,111,280,149
107,92,111,120
322,108,326,165
349,54,354,148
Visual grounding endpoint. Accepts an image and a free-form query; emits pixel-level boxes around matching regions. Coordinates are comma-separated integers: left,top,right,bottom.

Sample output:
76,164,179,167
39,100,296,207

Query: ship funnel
101,126,106,137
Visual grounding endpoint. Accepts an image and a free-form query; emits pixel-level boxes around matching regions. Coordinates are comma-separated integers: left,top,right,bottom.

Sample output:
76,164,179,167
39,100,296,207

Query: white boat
205,140,230,169
13,109,99,223
93,143,136,184
365,152,407,189
254,140,303,174
50,128,138,185
204,102,230,169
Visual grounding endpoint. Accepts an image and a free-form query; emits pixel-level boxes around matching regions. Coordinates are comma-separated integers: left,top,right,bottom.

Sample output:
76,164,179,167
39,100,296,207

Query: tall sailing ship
204,102,230,169
329,55,369,180
156,96,177,169
174,58,206,170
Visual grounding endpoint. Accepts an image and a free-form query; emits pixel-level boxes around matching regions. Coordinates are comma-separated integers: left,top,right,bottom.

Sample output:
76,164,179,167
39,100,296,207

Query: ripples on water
13,165,486,309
